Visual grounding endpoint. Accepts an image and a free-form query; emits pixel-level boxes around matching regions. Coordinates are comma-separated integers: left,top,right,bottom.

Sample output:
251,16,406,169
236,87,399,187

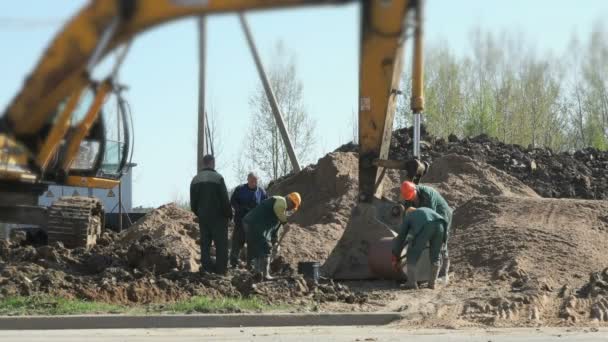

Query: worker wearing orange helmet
243,192,301,280
392,207,447,289
400,181,453,284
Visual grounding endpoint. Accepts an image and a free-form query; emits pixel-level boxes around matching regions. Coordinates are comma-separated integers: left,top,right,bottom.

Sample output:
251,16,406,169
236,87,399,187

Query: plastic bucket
297,261,320,282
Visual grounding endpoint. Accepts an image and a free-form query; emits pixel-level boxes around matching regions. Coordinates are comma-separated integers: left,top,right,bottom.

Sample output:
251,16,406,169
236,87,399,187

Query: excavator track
46,196,104,249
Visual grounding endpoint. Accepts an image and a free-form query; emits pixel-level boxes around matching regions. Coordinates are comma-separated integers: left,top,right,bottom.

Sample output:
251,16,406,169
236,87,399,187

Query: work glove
391,254,400,273
271,243,281,260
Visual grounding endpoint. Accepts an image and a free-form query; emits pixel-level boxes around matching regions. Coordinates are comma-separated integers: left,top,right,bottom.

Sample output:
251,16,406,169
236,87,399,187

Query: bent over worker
190,155,233,275
391,207,447,290
230,172,267,268
400,181,453,284
243,192,301,280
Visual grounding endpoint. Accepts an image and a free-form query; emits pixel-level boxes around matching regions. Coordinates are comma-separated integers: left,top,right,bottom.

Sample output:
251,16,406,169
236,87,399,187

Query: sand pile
267,152,358,267
421,154,540,206
452,196,608,282
449,196,608,325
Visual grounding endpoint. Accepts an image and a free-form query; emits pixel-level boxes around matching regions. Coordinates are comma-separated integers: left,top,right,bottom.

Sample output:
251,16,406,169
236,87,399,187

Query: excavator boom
0,0,425,274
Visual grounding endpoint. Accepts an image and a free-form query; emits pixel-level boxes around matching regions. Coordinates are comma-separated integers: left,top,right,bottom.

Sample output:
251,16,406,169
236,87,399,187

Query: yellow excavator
0,0,426,278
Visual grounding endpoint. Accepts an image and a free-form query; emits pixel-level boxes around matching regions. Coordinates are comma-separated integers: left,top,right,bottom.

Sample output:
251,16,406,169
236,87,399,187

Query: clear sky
1,1,607,207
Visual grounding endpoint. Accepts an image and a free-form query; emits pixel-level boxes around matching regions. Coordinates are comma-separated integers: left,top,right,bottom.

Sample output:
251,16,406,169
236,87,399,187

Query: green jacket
416,185,452,230
243,196,287,244
392,207,446,256
190,168,232,224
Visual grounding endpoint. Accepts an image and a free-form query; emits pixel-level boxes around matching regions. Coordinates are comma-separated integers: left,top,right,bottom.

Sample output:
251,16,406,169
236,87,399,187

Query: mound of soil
267,152,358,268
120,204,200,273
267,152,402,269
421,154,539,206
0,203,366,306
448,196,608,324
452,196,608,282
337,126,608,200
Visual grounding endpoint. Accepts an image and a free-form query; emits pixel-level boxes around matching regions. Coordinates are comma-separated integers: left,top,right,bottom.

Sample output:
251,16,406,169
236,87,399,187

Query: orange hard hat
287,192,302,211
400,181,417,201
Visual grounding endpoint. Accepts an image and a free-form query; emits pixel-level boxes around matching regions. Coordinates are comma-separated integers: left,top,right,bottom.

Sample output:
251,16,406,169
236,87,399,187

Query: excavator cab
0,82,132,248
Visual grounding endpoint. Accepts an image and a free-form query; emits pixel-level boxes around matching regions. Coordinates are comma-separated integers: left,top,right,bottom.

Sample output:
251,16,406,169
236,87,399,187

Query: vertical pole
118,181,123,231
197,16,207,172
239,13,301,173
116,82,123,231
205,112,215,156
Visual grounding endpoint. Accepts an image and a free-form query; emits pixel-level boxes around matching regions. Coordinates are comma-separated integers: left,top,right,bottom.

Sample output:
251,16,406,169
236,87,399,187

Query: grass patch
0,296,285,316
155,296,275,314
0,296,127,316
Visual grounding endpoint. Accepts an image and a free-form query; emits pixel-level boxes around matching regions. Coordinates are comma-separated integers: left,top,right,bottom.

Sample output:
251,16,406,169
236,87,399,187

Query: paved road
1,326,607,341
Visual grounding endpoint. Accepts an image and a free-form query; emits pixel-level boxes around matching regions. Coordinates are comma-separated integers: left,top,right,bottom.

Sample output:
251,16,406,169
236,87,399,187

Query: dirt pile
267,152,397,268
452,196,608,281
267,152,405,271
120,204,200,273
421,154,539,206
450,196,608,325
0,204,367,307
337,126,608,200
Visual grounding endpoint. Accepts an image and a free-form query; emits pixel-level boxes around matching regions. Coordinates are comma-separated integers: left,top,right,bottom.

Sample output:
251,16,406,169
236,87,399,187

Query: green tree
241,42,316,181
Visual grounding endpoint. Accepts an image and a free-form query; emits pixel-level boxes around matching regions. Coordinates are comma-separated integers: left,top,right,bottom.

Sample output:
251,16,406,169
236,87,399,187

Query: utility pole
239,13,301,173
197,16,207,172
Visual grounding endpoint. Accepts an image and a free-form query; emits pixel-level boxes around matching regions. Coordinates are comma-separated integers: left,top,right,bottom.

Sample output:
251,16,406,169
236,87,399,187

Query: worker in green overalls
243,192,301,280
391,207,447,290
400,181,453,284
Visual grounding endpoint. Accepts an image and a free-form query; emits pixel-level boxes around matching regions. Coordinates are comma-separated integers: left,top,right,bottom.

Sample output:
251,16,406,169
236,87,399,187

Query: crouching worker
243,192,301,280
391,207,447,290
400,181,453,284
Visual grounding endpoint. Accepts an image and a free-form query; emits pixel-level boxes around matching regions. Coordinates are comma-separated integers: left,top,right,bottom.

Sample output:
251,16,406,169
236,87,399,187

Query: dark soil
336,126,608,200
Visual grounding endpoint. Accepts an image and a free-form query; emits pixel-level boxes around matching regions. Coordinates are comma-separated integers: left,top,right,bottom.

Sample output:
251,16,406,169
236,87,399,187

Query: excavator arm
0,0,423,198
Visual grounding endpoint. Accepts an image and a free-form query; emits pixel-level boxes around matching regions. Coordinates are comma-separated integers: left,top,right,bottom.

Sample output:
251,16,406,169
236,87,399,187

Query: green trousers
406,220,445,267
245,223,276,261
199,219,228,274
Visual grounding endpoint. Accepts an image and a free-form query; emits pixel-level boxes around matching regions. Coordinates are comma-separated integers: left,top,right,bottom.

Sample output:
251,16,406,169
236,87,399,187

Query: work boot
262,256,274,280
429,264,441,289
252,258,264,281
440,259,451,285
404,263,418,290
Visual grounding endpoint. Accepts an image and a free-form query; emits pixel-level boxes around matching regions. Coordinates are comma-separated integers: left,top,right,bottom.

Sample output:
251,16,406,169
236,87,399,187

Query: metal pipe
86,17,120,73
410,0,424,159
239,13,301,173
413,113,421,157
110,41,132,79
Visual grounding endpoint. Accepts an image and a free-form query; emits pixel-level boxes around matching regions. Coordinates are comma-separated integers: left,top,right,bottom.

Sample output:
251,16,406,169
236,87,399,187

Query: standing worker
230,172,268,268
391,207,447,290
190,155,233,275
243,192,301,280
400,181,453,284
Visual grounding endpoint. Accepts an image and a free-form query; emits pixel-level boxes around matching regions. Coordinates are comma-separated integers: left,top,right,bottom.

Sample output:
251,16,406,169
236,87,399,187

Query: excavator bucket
322,198,402,279
322,159,434,280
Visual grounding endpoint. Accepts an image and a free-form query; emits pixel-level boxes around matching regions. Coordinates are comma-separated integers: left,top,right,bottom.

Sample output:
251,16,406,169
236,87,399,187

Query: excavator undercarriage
0,183,104,249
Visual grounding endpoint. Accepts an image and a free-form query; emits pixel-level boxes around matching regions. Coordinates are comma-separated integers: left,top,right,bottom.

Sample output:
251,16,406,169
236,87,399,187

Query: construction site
1,127,607,328
1,0,608,339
